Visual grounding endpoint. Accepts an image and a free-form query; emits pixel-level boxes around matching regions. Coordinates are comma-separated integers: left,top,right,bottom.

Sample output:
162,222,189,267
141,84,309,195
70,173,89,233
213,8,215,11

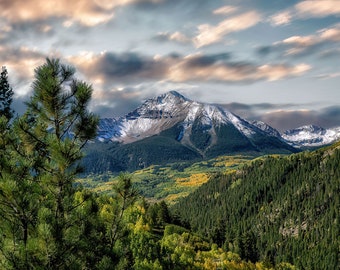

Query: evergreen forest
0,59,338,269
172,144,340,269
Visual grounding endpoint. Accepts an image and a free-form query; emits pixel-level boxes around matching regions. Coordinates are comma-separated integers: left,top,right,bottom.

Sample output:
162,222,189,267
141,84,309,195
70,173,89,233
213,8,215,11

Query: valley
76,138,340,269
77,155,254,203
76,91,339,269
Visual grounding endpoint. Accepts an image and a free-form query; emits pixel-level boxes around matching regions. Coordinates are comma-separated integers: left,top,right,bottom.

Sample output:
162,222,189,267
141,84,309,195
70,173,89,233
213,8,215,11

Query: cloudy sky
1,0,340,131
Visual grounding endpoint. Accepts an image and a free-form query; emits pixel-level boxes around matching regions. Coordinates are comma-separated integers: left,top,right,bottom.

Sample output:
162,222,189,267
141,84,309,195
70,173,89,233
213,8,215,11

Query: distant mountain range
82,91,340,173
251,121,340,148
84,91,302,173
97,91,340,147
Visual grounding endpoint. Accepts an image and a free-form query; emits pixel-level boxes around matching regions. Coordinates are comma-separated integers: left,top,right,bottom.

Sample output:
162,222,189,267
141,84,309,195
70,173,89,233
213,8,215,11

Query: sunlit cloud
213,5,238,15
269,11,292,26
169,58,310,82
319,26,340,41
270,1,340,26
295,1,340,18
193,11,261,48
281,35,316,46
0,0,159,27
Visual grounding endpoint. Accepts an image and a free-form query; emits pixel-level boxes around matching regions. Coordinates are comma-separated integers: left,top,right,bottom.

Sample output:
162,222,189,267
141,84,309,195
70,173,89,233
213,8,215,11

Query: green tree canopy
0,66,14,121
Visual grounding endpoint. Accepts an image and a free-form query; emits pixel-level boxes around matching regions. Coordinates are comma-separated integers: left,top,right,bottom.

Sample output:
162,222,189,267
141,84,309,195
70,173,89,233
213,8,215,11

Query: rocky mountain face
84,91,298,173
250,120,282,139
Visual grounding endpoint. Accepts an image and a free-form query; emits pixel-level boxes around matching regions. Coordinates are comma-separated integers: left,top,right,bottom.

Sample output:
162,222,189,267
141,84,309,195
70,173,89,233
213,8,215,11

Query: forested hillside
172,142,340,269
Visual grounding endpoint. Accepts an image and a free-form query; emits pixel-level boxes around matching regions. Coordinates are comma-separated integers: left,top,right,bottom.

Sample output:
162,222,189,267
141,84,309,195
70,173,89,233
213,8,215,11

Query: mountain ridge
97,91,287,146
84,91,298,173
96,90,299,153
97,91,340,149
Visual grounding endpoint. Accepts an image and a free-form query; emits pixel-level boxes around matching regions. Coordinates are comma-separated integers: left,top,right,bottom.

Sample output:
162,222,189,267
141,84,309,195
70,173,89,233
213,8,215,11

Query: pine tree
238,231,259,263
0,67,39,269
27,58,99,268
109,173,139,249
0,58,99,269
0,66,14,121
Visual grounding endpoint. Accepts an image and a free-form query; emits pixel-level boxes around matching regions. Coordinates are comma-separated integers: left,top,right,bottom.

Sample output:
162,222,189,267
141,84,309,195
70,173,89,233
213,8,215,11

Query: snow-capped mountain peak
282,125,340,148
97,91,269,144
284,125,326,135
141,90,190,109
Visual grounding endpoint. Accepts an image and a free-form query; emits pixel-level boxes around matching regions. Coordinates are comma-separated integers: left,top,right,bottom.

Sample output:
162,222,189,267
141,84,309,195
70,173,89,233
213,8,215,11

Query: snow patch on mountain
282,125,340,148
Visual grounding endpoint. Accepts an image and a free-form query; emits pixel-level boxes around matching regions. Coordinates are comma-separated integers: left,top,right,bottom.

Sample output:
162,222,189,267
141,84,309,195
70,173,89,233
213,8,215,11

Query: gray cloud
184,53,232,67
220,102,295,115
0,20,56,45
320,106,340,127
0,46,47,99
152,32,192,44
0,46,45,63
97,52,161,78
318,48,340,59
90,88,143,118
89,81,196,118
71,52,168,85
71,51,310,88
257,107,340,132
259,111,322,132
219,102,340,132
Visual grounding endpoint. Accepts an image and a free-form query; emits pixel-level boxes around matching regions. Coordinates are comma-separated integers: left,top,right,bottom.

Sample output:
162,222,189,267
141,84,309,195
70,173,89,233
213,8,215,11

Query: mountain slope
86,91,297,173
250,120,282,138
171,142,340,269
